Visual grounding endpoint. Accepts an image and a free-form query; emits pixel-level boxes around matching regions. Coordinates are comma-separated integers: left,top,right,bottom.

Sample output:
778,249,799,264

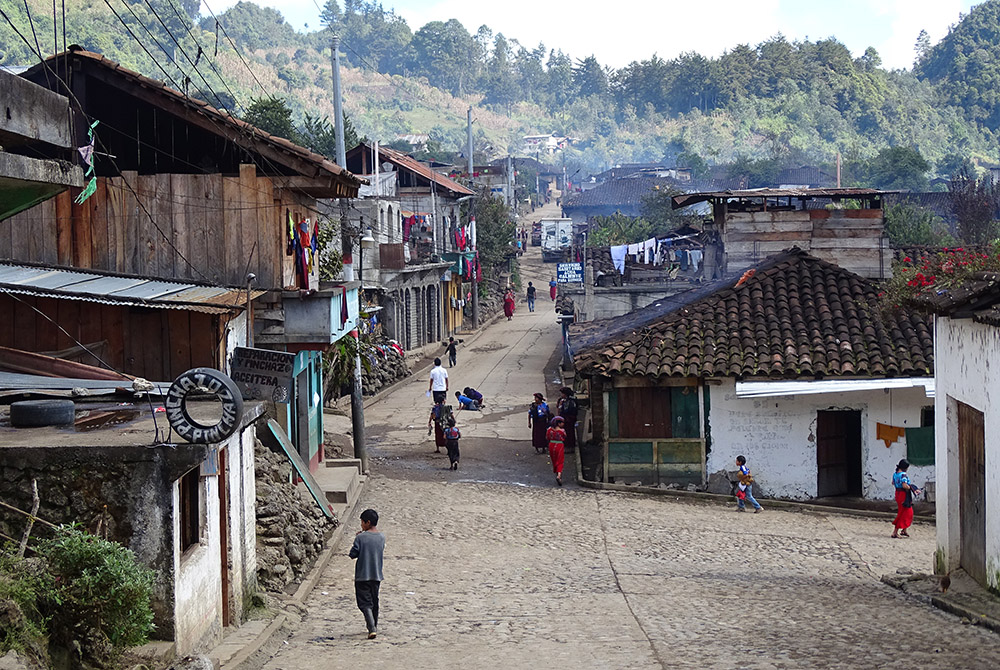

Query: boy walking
735,455,763,513
428,358,448,403
526,282,536,312
349,509,385,639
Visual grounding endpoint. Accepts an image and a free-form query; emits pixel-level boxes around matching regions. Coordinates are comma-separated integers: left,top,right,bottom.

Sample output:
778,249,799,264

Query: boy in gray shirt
349,508,385,639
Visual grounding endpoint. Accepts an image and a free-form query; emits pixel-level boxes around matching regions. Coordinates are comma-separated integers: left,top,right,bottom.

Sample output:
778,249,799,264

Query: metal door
816,410,862,497
958,402,987,585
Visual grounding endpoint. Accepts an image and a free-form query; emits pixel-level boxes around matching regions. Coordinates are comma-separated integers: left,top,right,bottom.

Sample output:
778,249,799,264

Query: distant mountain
2,0,999,175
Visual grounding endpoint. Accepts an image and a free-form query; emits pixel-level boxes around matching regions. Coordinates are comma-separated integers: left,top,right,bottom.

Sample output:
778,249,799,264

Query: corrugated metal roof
672,188,892,209
736,377,935,398
375,145,474,196
0,262,261,313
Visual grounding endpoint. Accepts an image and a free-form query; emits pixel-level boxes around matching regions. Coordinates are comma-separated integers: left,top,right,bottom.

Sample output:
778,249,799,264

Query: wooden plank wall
0,294,218,379
0,166,296,289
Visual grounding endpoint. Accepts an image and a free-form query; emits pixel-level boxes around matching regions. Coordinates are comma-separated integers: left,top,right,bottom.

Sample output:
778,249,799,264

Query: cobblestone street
259,240,1000,669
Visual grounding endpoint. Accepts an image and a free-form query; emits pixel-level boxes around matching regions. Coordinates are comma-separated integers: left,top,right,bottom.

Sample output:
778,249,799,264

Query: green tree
866,146,930,191
884,203,952,246
586,213,653,246
243,95,301,143
573,55,608,99
300,113,359,159
950,166,1000,244
408,19,475,95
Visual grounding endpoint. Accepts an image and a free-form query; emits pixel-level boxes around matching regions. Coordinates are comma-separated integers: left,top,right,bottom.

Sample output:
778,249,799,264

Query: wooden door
957,402,987,585
816,410,863,497
616,387,672,439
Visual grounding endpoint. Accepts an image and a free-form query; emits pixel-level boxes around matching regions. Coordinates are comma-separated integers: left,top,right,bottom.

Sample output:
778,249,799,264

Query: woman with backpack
443,417,461,470
529,392,550,453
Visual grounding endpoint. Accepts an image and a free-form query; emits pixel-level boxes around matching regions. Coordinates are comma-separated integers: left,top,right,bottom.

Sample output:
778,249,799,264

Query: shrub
36,526,155,659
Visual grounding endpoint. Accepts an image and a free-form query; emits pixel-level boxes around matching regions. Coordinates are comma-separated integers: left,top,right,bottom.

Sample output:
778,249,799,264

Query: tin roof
672,188,891,210
350,143,474,196
0,262,260,313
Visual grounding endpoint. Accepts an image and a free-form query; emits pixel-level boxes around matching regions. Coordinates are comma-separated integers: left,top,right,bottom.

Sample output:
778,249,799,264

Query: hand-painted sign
165,368,244,444
230,347,295,402
557,262,583,284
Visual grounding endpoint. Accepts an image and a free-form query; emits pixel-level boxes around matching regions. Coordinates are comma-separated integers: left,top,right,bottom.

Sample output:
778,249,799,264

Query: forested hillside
2,0,1000,176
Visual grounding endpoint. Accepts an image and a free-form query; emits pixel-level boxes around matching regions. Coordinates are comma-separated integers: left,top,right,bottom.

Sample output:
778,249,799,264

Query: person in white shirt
428,358,449,403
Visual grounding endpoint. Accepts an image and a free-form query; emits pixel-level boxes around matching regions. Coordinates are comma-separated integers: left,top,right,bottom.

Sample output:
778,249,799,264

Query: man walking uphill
526,282,536,312
349,508,385,639
428,358,448,403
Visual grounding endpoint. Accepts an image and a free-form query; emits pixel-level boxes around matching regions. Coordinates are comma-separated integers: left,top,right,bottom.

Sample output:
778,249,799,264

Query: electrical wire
199,0,267,96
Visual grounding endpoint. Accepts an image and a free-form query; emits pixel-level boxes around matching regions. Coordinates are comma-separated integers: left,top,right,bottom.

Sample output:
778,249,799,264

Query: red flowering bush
881,244,1000,311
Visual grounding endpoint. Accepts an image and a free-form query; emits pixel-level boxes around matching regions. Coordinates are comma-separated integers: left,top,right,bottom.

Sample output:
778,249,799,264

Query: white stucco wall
172,422,259,654
707,379,933,500
172,466,222,655
934,317,1000,587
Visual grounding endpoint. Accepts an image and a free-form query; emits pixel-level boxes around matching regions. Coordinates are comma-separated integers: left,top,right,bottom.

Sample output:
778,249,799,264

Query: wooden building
671,188,893,281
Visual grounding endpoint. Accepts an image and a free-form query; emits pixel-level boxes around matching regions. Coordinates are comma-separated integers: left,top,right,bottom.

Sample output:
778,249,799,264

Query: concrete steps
312,460,365,520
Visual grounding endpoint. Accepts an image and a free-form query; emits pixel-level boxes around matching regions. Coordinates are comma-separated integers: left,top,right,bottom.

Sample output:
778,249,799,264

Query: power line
200,0,267,96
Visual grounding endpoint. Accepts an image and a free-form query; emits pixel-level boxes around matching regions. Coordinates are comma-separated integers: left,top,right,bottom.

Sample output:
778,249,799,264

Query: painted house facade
572,249,936,501
914,272,1000,590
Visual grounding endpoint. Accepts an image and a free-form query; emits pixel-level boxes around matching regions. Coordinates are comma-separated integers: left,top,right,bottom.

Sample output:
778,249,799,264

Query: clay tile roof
910,271,1000,324
573,248,934,380
373,145,474,196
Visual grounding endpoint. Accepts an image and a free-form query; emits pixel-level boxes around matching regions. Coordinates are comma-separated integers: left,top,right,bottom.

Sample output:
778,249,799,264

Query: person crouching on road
443,416,461,470
547,416,566,486
455,391,480,411
463,386,485,407
349,508,385,640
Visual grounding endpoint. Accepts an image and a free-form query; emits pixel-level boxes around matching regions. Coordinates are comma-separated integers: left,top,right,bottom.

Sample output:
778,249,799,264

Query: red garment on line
893,489,913,530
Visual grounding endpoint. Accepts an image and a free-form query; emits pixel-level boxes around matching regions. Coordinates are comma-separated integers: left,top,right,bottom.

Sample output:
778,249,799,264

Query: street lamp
351,225,376,475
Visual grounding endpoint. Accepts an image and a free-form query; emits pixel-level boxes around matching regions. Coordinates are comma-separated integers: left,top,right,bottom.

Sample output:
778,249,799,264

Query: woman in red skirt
546,416,566,486
892,459,921,538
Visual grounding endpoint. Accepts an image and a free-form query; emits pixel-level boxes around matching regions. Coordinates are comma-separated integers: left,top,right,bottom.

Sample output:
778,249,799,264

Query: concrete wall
934,317,1000,588
707,379,933,500
564,284,689,322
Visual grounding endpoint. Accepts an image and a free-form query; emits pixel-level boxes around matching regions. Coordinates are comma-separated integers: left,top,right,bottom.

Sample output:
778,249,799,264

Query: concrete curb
219,480,368,669
572,448,933,523
928,596,1000,635
881,574,1000,635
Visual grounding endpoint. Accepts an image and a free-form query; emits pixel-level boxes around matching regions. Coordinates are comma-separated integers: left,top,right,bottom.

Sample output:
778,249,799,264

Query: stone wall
253,440,337,592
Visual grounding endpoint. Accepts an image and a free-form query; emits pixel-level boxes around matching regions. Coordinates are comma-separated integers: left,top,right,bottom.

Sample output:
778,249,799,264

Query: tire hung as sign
165,368,244,444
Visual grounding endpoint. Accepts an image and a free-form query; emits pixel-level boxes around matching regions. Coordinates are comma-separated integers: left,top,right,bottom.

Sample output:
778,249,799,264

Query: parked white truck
540,218,574,262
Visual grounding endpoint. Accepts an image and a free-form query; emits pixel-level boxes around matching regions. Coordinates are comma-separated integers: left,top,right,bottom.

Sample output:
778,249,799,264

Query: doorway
957,401,986,585
816,410,863,497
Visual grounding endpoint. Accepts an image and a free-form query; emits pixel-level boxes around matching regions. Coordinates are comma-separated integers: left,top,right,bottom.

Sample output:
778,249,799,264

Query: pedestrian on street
556,387,578,452
526,282,536,312
443,416,461,470
428,400,451,453
454,391,480,411
444,337,461,368
503,289,516,320
349,508,385,640
463,386,485,407
546,416,567,486
529,393,550,453
892,459,921,538
549,277,558,300
735,455,763,513
428,357,448,403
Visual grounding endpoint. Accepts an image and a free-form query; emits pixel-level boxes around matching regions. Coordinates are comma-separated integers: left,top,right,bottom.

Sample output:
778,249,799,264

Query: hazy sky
207,0,980,71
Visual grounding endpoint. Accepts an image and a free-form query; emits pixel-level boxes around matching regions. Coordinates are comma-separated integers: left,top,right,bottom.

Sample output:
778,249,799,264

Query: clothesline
607,233,704,275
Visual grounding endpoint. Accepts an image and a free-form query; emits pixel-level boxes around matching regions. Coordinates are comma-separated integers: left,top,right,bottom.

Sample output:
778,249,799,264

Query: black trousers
355,580,380,631
433,390,447,404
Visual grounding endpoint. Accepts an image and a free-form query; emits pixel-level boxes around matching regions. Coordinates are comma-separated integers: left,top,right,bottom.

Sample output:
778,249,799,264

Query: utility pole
332,35,347,168
468,107,479,329
332,33,365,472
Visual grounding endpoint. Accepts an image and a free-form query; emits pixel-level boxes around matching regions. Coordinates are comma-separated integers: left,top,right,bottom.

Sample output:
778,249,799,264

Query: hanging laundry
610,245,628,274
628,243,641,259
643,238,656,264
876,423,906,448
690,249,703,272
679,250,689,270
340,286,349,327
286,210,295,256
